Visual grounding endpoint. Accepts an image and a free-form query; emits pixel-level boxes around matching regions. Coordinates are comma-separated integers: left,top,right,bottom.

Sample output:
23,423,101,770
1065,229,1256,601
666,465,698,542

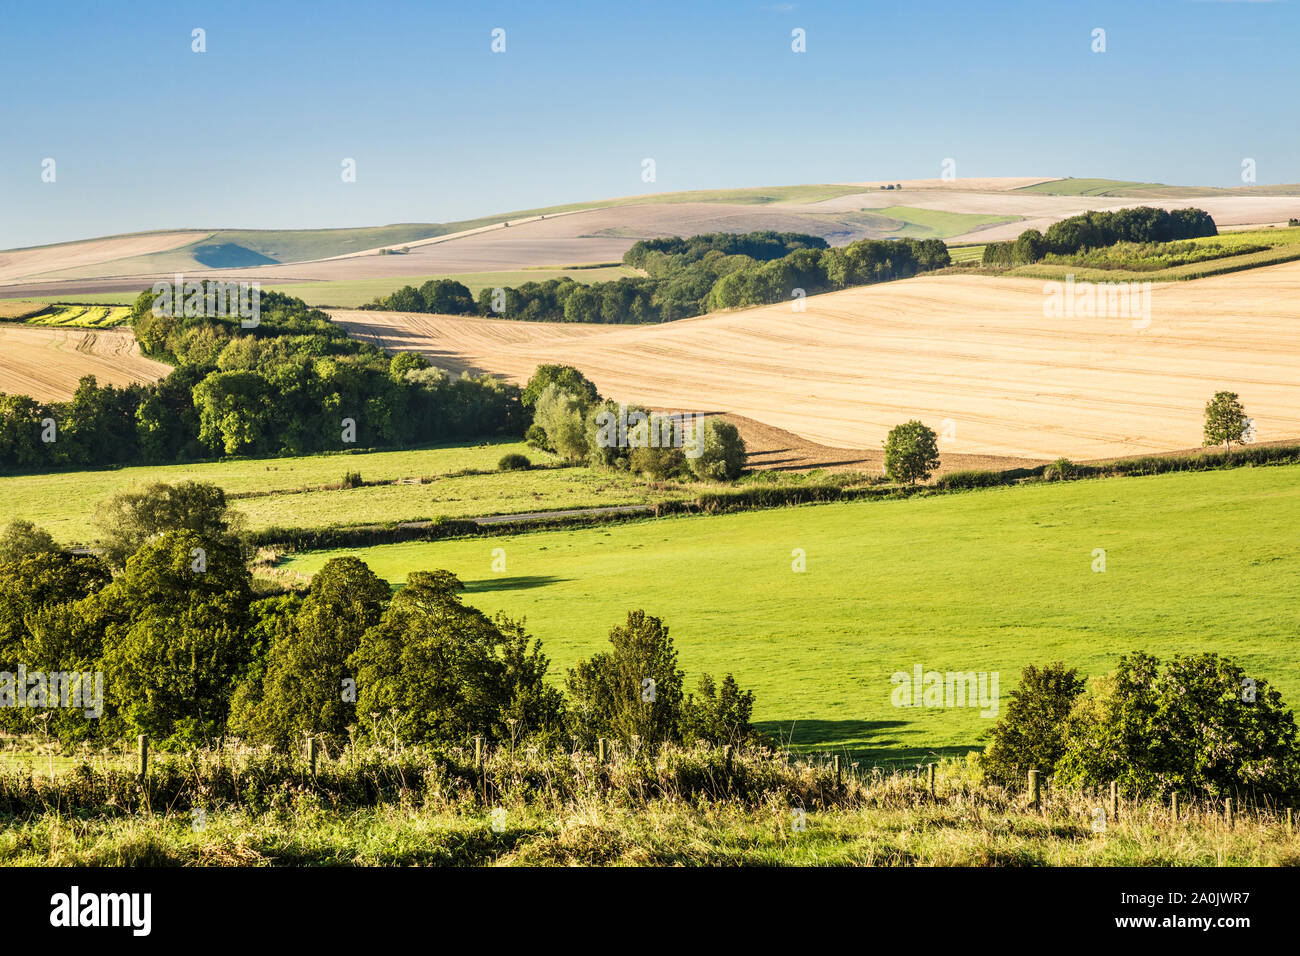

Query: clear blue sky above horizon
2,0,1297,249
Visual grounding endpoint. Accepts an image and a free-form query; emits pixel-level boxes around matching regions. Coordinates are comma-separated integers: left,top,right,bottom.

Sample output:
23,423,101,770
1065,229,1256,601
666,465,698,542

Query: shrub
1043,457,1076,481
681,673,761,747
498,453,531,471
1056,652,1300,800
629,445,684,480
566,610,687,749
687,419,746,482
934,469,1006,490
341,470,363,488
981,663,1087,788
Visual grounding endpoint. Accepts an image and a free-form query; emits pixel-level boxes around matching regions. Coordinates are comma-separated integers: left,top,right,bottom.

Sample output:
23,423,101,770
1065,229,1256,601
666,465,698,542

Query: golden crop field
332,259,1300,461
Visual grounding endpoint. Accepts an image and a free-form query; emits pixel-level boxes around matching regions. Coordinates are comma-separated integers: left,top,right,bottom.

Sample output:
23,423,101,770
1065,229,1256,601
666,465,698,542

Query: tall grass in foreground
0,742,1296,865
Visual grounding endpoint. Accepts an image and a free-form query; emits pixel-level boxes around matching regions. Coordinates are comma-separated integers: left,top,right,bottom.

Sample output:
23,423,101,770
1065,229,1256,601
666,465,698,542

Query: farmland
0,323,170,402
278,463,1300,758
0,439,579,545
19,303,132,327
332,258,1300,460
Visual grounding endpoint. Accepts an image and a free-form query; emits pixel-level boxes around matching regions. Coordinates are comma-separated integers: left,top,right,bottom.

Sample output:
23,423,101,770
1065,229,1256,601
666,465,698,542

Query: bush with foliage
688,419,746,481
498,453,531,471
1056,652,1300,800
981,663,1087,788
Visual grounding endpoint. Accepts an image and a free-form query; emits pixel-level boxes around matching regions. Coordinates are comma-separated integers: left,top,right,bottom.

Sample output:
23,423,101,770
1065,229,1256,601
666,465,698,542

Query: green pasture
280,465,1300,760
0,440,558,544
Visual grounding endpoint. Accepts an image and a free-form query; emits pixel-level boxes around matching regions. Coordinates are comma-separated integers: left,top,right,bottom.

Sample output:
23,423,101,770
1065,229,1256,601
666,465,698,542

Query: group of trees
0,285,524,471
982,206,1218,268
366,231,951,324
524,365,747,481
0,491,761,751
983,656,1300,800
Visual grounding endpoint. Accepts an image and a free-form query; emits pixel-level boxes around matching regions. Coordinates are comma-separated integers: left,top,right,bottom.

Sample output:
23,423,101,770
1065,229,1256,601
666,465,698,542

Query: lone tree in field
1203,391,1250,454
883,420,941,484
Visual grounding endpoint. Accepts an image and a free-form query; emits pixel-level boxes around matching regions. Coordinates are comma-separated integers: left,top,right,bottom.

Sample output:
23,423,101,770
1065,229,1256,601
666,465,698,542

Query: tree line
0,284,524,472
364,231,951,324
0,493,761,753
982,206,1218,268
523,364,747,481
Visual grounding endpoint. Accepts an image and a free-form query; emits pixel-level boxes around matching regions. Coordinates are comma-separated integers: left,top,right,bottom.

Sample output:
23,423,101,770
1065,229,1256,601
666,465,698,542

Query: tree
230,557,390,747
521,364,600,410
883,420,941,484
565,610,686,750
1203,391,1249,453
99,532,254,743
532,384,589,461
0,520,60,563
350,571,563,745
93,480,243,568
981,663,1087,787
687,419,746,481
1056,652,1300,800
417,279,476,315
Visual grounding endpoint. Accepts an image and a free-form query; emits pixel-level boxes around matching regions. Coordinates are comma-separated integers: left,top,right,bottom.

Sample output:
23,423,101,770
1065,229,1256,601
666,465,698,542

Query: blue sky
1,0,1296,248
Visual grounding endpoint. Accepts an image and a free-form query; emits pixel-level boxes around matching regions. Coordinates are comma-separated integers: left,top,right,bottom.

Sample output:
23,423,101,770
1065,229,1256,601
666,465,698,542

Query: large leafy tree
230,557,391,748
1056,652,1300,800
93,480,243,568
98,532,254,743
350,571,563,745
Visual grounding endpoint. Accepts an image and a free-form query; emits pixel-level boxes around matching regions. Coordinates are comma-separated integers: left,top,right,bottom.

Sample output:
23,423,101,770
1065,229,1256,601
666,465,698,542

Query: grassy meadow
1006,226,1300,281
265,265,638,308
0,439,549,544
279,464,1300,759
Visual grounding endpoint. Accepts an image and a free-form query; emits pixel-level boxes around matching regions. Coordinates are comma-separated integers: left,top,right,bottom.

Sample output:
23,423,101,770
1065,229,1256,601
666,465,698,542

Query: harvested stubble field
332,259,1300,461
0,324,170,402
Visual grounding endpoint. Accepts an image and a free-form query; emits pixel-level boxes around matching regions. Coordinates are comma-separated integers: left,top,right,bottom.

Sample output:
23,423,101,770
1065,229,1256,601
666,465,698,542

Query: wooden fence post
1109,781,1119,824
833,755,841,790
1029,770,1040,812
1225,797,1234,829
928,763,936,800
723,744,733,776
306,736,318,777
1287,808,1294,835
137,734,149,780
1171,792,1178,822
597,737,607,765
474,735,484,768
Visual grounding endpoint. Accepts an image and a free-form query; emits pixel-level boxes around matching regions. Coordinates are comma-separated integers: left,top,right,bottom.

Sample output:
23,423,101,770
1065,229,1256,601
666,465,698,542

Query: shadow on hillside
460,575,570,593
755,717,980,766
